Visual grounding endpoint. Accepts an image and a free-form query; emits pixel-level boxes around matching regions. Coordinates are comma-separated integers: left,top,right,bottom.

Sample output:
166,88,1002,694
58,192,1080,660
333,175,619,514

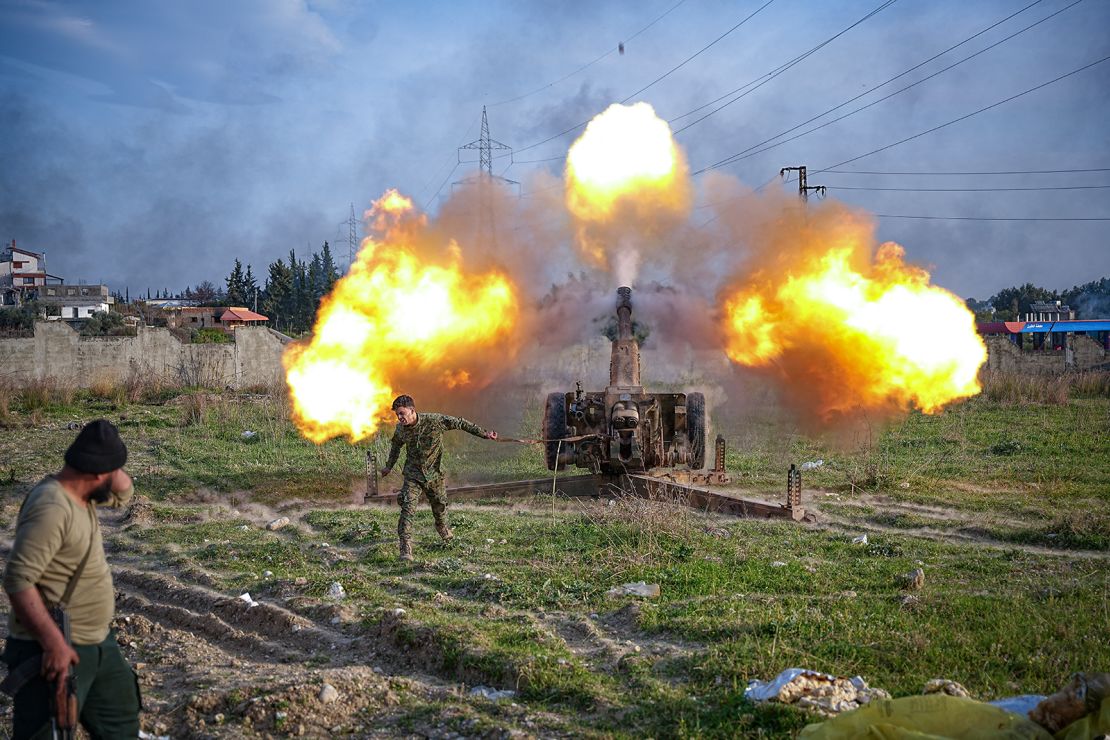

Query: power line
487,0,690,108
875,214,1110,221
671,0,901,135
620,0,776,103
828,184,1110,192
812,53,1110,175
698,0,1082,173
824,167,1110,176
515,0,779,155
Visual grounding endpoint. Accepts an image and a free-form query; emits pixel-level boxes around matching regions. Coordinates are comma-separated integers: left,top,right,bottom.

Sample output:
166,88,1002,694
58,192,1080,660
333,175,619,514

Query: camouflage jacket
385,413,487,483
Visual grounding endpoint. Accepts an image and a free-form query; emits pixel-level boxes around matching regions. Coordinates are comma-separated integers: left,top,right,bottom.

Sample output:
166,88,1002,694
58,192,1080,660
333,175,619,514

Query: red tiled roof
220,306,268,322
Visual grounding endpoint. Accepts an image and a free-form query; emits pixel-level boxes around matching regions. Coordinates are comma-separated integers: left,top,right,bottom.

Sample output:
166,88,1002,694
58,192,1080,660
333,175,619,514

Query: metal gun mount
542,286,706,474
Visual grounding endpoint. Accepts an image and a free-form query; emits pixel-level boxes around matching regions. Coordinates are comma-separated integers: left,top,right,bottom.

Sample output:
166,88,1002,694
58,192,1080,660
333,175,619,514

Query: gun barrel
616,286,633,341
609,286,641,388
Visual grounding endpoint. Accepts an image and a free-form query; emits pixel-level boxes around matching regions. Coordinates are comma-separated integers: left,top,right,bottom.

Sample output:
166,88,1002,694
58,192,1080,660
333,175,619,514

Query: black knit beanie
64,419,128,474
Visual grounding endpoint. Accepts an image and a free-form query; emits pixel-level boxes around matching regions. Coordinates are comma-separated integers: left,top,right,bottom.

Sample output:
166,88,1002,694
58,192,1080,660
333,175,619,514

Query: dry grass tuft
20,378,76,412
980,370,1110,405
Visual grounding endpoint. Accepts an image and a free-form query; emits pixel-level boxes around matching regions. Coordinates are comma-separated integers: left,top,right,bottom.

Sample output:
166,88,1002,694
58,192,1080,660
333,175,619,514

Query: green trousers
2,630,140,740
397,476,448,545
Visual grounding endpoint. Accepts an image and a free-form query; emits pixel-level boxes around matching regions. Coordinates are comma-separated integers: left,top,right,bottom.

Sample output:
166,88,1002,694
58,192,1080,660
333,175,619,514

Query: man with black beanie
2,419,140,739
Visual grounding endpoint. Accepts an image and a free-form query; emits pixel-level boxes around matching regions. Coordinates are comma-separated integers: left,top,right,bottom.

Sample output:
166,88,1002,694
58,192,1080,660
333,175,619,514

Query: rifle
48,605,77,740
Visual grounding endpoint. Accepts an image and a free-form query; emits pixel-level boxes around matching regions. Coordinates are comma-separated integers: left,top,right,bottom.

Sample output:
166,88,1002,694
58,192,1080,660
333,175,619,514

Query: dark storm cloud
0,0,1106,299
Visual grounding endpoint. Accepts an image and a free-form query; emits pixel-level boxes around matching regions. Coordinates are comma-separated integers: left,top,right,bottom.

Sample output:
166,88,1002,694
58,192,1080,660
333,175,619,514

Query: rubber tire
543,392,569,471
686,392,706,469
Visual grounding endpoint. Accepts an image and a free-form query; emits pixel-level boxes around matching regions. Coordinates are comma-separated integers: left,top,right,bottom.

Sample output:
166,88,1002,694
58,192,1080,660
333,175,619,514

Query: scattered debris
851,534,868,545
923,679,971,698
771,561,788,568
1030,672,1110,734
990,695,1047,717
606,582,661,598
900,595,920,608
390,608,406,617
704,526,731,538
901,568,925,590
262,570,273,578
241,430,258,441
266,517,291,531
237,593,258,608
319,684,339,704
327,582,346,600
799,460,824,471
746,668,890,716
898,481,910,489
470,686,517,701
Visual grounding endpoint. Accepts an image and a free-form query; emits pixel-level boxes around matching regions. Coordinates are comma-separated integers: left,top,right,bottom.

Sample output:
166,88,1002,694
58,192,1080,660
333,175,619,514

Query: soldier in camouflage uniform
381,395,497,560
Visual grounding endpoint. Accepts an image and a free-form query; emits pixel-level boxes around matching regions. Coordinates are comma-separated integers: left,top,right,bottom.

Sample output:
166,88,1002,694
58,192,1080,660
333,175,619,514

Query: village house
1,239,113,318
167,305,269,330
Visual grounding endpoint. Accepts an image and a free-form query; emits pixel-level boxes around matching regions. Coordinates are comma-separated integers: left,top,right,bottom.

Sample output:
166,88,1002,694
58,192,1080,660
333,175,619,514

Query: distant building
1023,301,1074,322
2,239,115,319
39,283,115,320
167,306,268,330
1,239,65,306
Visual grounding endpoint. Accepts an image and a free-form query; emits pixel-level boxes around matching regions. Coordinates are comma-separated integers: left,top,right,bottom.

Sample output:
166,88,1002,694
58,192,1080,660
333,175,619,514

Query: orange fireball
564,102,692,276
720,208,986,420
283,190,518,443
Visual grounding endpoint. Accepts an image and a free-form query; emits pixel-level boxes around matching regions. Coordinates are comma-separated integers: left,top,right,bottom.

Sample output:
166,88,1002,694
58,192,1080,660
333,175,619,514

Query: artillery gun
543,286,706,473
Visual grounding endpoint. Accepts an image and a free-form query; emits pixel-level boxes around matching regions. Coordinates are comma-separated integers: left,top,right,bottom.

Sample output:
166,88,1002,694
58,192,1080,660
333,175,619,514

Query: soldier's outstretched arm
442,415,496,439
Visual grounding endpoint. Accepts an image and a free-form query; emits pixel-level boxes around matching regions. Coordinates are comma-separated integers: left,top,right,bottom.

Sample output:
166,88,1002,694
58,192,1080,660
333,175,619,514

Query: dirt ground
0,486,1103,739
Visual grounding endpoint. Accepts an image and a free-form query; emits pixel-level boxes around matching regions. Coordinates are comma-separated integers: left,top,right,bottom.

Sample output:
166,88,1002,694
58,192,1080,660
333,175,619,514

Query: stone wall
984,334,1108,374
0,321,290,388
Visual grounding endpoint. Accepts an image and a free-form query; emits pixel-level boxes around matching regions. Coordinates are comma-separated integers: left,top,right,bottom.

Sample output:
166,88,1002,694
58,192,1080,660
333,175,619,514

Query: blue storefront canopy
1051,320,1110,332
1020,322,1053,333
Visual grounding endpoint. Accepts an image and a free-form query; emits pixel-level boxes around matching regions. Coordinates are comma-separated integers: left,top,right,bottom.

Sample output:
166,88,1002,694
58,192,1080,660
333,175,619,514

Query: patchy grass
89,499,1110,738
1,384,1108,736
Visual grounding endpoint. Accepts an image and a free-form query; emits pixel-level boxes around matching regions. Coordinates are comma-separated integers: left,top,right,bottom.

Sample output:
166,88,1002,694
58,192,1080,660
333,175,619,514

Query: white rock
262,570,274,578
771,561,788,568
606,582,660,598
328,582,346,599
266,517,291,531
469,685,516,700
319,684,339,704
851,534,868,545
390,608,406,617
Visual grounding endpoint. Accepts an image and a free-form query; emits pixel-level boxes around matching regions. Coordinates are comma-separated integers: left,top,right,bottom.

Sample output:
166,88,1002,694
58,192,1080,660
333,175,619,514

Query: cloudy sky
1,0,1107,300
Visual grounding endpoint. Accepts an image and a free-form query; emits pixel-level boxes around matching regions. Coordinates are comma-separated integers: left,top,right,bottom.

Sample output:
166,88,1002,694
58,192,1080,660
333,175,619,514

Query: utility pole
456,107,518,249
779,165,826,202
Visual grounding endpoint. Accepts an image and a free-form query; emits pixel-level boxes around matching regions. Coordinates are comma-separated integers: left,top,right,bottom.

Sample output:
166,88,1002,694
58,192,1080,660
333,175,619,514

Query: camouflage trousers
397,477,448,549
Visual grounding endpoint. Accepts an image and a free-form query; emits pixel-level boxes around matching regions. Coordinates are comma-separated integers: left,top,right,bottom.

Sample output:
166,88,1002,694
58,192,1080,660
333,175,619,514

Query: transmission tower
780,165,826,202
454,107,518,249
344,203,359,271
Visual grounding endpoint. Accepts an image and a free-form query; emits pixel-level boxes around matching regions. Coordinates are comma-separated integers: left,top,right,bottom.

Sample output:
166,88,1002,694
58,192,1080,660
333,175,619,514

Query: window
191,316,198,323
46,288,55,296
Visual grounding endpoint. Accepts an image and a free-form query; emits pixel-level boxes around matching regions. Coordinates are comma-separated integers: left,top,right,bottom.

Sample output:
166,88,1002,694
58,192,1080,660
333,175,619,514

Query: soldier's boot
399,537,414,561
436,522,453,543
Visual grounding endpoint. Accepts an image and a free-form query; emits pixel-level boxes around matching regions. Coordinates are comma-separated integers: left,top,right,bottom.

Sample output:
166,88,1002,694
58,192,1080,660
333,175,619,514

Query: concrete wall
985,334,1108,374
0,321,290,388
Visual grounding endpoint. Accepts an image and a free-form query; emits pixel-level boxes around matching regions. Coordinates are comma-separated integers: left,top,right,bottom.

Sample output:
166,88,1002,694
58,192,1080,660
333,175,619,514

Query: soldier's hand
486,431,498,440
41,642,78,684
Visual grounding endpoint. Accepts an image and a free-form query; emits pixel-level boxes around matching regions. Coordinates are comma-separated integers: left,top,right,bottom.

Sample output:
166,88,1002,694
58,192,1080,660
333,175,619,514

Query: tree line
132,242,341,335
966,277,1110,322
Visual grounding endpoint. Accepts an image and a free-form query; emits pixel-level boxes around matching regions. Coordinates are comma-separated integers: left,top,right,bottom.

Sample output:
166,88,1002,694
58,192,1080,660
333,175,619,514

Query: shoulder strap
56,502,97,610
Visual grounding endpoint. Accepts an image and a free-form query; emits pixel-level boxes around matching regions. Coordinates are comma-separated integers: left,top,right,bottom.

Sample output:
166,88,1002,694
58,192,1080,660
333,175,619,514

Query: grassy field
0,376,1107,738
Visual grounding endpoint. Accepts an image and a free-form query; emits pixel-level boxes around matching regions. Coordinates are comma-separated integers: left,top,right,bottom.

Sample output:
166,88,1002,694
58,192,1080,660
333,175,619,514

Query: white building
2,239,112,318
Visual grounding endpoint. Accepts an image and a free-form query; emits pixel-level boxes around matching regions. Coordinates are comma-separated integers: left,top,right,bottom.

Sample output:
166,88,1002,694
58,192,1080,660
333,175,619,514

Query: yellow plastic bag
1056,695,1110,740
799,694,1053,740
